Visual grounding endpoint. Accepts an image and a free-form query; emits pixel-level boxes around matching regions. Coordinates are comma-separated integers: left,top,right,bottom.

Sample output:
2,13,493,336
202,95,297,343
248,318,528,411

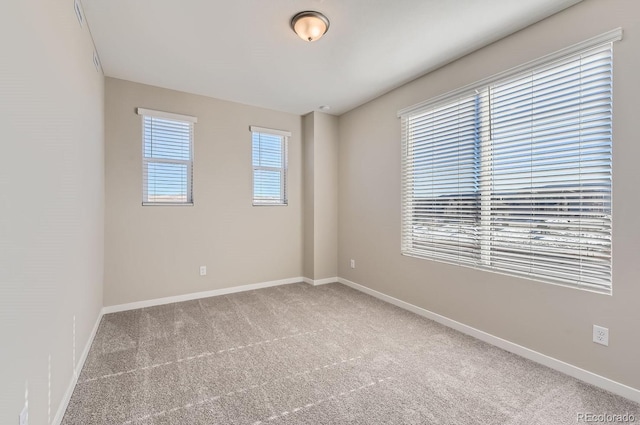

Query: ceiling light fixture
291,11,330,42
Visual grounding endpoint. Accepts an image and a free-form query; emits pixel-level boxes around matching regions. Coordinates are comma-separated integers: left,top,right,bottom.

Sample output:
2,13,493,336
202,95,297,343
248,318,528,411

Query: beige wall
302,112,339,281
104,78,302,306
312,113,339,280
303,114,315,278
338,0,640,390
0,1,105,423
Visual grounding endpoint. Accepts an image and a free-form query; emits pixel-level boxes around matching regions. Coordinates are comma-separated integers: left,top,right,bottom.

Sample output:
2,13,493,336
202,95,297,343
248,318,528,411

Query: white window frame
137,108,197,206
398,28,622,294
250,126,290,206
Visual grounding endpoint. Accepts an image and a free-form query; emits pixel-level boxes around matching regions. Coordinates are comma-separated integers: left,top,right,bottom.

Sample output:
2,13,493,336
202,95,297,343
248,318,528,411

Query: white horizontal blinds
401,94,485,265
400,38,614,293
487,44,612,291
252,127,288,205
141,112,194,204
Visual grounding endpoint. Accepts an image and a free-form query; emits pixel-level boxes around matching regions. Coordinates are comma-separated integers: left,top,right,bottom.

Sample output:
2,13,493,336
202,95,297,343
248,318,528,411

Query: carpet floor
62,282,639,424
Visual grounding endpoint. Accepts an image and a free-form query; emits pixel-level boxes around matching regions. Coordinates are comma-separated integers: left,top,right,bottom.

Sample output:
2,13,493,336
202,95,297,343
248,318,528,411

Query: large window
251,126,289,206
399,30,621,293
137,108,196,205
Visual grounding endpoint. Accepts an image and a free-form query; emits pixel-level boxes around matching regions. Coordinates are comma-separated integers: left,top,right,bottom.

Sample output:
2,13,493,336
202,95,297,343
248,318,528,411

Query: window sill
252,202,288,207
142,202,194,206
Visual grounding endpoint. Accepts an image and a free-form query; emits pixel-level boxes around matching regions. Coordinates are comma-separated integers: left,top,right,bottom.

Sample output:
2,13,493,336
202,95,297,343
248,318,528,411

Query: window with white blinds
251,126,290,206
399,30,621,294
137,108,197,205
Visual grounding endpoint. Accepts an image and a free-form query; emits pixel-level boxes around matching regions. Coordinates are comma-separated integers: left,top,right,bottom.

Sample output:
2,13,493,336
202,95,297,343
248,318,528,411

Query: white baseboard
338,277,640,404
303,277,338,286
52,308,104,425
103,277,305,314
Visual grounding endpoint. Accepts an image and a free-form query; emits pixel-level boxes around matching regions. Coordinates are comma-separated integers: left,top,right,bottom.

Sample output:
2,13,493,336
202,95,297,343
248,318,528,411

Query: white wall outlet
199,266,207,276
593,325,609,346
350,259,355,269
19,405,28,425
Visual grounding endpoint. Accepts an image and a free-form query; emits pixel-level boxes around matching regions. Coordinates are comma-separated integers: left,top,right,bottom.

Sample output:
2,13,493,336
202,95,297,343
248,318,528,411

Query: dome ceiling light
291,11,330,42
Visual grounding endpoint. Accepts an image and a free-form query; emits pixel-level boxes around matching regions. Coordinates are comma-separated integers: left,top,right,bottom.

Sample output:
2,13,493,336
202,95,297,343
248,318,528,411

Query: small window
137,108,197,205
251,126,290,206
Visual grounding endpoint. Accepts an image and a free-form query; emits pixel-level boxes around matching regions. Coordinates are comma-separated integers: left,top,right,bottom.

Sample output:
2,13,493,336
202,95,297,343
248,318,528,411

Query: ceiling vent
93,51,101,73
74,0,84,27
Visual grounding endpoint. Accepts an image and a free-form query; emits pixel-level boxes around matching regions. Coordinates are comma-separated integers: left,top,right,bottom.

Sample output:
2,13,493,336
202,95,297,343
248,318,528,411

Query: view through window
138,108,196,205
251,126,289,206
400,38,617,293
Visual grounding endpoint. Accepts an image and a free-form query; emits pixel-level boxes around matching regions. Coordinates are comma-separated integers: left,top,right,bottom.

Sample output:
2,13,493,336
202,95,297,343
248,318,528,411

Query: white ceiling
82,0,582,116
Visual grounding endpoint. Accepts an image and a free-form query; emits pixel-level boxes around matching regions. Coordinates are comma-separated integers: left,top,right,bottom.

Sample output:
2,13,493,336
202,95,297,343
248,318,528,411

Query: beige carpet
62,282,639,424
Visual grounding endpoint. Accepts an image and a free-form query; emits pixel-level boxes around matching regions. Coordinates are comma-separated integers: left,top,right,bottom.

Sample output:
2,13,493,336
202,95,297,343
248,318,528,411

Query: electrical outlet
199,266,207,276
593,325,609,346
350,259,355,269
19,405,28,425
